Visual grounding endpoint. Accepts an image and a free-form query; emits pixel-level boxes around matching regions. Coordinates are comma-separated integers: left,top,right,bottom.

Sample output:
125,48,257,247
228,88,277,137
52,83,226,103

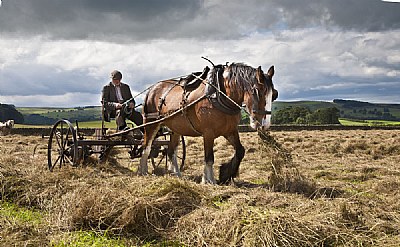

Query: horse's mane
226,63,275,91
225,63,258,92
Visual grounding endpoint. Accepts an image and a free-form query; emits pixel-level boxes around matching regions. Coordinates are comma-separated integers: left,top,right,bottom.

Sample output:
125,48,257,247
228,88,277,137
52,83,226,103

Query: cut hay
1,131,400,246
257,130,317,196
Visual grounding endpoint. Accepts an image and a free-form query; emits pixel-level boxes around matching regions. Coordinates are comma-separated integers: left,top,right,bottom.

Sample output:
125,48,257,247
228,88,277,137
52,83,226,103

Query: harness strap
205,66,241,115
158,81,180,112
107,95,207,138
181,91,202,135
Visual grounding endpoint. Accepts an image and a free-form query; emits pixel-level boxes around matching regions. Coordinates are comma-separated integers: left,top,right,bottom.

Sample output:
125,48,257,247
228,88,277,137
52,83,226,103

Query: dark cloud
0,0,204,40
274,0,400,31
0,0,399,41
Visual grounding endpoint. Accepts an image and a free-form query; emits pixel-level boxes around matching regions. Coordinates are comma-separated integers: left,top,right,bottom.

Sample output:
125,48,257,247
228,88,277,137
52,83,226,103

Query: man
101,70,143,131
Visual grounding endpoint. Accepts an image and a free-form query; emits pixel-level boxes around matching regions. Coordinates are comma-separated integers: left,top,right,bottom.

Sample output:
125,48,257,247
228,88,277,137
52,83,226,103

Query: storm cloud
1,0,399,41
0,0,399,107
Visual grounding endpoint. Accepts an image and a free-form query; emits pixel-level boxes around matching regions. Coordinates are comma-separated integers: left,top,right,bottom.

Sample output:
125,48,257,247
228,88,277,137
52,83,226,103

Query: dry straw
257,129,317,196
1,132,400,246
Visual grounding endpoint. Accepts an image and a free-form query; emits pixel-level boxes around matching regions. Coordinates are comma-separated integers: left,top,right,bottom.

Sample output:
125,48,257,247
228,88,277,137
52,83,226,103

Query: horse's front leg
138,123,160,176
219,131,245,184
202,134,216,184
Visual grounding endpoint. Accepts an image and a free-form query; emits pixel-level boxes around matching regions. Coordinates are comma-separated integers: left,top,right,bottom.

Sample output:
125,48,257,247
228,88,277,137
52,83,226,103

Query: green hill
272,99,400,121
17,106,102,125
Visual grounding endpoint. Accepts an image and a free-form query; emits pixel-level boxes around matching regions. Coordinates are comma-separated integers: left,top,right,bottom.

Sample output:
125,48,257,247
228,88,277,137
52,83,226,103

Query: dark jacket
101,82,135,121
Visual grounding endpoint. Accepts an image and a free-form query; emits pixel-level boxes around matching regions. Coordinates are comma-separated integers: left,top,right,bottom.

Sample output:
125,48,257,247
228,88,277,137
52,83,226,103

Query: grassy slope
340,119,400,126
17,107,102,125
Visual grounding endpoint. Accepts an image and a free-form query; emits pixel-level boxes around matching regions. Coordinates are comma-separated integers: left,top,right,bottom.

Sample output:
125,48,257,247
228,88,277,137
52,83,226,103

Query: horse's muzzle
249,116,271,131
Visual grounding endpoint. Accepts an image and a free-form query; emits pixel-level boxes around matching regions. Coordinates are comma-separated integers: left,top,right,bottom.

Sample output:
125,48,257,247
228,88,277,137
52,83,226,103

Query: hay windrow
257,130,317,196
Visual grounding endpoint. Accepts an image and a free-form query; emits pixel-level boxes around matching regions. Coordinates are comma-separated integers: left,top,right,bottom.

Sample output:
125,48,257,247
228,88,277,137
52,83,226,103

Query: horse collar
205,65,241,115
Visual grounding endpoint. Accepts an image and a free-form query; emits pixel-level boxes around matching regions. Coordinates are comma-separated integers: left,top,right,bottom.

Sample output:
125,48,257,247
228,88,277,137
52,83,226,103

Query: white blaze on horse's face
249,88,272,131
261,87,273,130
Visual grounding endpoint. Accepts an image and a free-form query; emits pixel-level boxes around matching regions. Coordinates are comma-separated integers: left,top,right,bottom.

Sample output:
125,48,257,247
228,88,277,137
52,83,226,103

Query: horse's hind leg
219,131,245,184
166,133,182,177
138,123,161,175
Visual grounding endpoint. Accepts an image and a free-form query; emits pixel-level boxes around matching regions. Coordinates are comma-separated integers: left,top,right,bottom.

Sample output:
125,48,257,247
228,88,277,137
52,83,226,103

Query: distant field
14,124,52,128
75,120,120,128
16,106,102,125
339,118,400,126
16,120,136,129
17,107,76,115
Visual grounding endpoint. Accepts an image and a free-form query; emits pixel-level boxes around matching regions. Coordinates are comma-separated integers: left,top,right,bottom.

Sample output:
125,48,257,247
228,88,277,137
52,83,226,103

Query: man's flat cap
110,70,122,80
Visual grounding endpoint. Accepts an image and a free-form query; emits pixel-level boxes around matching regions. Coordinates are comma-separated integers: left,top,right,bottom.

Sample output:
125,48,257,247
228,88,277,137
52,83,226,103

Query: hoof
201,176,216,185
219,163,232,185
168,171,182,178
137,171,148,176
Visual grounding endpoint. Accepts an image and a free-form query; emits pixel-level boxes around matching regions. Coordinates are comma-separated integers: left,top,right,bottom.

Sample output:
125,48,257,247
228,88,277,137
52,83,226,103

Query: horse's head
245,65,278,131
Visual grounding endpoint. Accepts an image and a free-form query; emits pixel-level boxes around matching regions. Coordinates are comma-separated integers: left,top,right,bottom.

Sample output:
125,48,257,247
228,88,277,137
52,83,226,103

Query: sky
0,0,399,107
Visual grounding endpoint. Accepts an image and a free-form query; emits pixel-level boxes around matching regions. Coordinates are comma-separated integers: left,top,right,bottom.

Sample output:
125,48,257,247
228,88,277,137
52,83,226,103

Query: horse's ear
256,66,264,83
267,65,274,78
257,66,263,75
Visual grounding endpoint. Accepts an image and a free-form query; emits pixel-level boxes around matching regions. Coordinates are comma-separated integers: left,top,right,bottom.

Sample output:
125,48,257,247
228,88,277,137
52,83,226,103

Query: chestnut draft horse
139,63,278,184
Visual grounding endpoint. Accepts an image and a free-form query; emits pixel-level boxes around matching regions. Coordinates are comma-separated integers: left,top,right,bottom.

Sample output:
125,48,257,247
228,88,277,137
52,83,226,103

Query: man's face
112,78,121,85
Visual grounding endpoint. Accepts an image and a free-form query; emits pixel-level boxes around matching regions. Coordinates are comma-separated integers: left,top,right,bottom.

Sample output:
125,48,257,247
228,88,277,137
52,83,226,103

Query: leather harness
145,64,271,134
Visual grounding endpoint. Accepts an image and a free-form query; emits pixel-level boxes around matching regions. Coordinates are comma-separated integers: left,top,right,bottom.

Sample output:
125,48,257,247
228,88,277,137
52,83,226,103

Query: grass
15,120,136,129
16,107,73,115
0,201,49,246
52,231,126,247
0,201,43,226
339,118,400,126
73,120,117,129
15,123,53,128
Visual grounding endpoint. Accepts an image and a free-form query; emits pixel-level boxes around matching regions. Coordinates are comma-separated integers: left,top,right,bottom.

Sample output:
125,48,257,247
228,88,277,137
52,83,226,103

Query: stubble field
1,129,399,246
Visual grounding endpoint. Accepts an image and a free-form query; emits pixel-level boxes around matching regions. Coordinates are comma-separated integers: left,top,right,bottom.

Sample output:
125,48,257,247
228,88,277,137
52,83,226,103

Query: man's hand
115,103,123,109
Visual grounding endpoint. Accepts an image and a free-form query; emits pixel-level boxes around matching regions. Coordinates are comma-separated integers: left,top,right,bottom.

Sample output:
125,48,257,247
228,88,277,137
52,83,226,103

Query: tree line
272,106,340,125
0,104,24,123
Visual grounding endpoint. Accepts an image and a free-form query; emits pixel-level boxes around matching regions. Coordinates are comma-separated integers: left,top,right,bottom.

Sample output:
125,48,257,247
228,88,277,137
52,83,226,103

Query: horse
0,119,15,135
139,63,278,184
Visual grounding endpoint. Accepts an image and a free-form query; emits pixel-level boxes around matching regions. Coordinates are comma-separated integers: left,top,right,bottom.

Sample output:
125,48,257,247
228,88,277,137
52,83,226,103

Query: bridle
183,62,273,118
251,82,272,116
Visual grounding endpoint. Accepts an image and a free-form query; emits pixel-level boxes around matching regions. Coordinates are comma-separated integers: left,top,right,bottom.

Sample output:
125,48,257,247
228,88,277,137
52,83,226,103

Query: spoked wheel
47,119,78,171
150,134,186,173
177,136,186,171
150,133,167,171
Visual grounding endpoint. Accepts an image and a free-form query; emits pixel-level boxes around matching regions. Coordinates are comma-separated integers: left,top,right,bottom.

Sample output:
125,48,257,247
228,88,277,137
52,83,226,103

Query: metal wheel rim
47,119,78,171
